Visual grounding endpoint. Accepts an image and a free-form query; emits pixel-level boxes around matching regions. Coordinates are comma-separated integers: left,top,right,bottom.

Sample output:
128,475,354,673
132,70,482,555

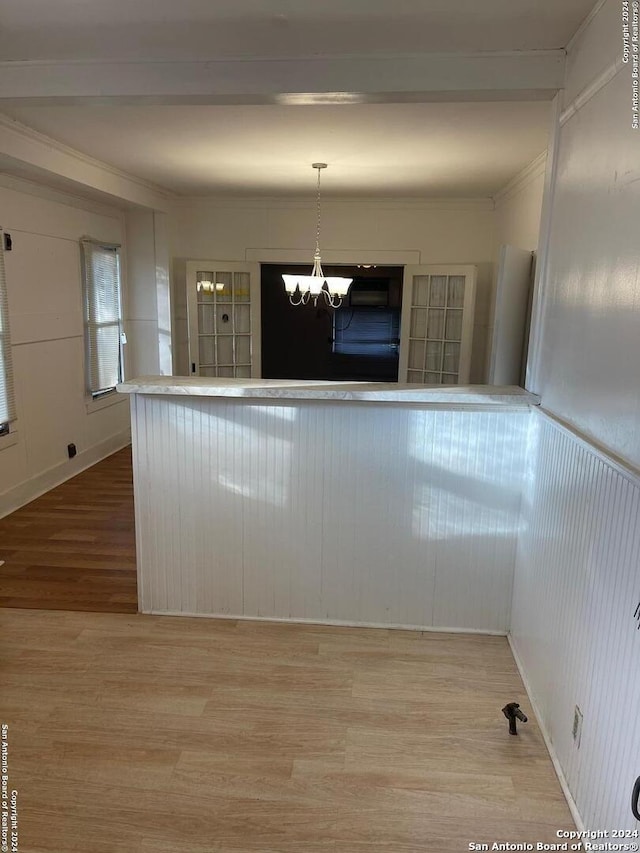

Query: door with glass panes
186,261,260,378
399,265,476,384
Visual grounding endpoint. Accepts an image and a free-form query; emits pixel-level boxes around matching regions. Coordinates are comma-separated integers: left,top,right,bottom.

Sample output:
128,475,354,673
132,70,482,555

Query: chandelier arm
323,291,342,309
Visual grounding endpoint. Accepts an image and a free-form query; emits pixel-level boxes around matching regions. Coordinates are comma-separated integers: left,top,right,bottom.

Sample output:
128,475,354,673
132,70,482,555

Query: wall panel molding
131,395,530,632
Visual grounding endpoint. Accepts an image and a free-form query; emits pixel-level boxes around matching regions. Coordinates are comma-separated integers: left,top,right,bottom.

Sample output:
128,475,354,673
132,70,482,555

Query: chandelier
282,163,353,308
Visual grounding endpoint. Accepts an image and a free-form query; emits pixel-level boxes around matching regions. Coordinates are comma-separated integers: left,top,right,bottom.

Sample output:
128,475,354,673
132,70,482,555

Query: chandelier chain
315,165,322,255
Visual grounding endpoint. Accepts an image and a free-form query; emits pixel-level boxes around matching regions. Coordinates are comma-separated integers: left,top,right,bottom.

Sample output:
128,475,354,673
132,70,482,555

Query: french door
399,265,477,384
186,261,260,378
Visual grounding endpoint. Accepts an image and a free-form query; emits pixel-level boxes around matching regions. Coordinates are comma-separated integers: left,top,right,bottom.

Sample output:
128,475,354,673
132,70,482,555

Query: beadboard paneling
511,411,640,831
131,395,529,632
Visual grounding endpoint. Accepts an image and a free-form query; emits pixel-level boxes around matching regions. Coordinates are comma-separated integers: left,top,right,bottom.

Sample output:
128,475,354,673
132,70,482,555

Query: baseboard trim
0,430,131,519
508,633,585,832
141,609,508,636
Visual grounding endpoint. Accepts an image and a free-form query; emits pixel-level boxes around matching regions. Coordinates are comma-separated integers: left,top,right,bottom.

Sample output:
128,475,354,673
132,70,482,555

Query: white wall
169,197,496,382
125,209,173,378
0,175,131,516
511,0,640,832
488,154,546,377
529,0,640,468
493,155,546,256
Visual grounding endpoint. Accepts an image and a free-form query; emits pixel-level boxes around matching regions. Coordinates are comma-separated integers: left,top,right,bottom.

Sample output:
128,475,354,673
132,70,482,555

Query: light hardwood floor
1,607,575,852
0,447,137,613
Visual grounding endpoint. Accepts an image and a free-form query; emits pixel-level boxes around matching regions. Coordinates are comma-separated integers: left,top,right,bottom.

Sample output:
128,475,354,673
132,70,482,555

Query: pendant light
282,163,352,308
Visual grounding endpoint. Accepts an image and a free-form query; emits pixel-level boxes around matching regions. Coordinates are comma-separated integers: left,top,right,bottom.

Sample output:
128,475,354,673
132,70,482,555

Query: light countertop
117,377,540,407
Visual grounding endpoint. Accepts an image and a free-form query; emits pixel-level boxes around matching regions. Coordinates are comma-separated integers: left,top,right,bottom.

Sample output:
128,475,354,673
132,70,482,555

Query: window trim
0,429,18,452
85,390,126,414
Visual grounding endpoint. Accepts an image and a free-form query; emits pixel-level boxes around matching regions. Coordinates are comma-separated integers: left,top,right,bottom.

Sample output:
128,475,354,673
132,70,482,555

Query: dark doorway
261,263,403,381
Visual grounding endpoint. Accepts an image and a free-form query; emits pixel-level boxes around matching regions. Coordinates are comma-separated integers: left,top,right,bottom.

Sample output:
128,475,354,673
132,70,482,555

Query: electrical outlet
572,705,583,747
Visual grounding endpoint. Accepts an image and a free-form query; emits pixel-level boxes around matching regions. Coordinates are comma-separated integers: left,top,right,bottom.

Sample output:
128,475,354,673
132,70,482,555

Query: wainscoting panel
131,395,530,632
511,411,640,831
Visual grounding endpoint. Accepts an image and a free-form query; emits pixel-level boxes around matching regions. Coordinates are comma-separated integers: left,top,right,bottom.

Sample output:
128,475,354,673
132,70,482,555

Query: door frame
247,249,421,380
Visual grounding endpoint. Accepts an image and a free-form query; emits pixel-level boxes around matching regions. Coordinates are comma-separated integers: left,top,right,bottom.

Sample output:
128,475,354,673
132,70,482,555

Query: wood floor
0,447,137,612
0,449,575,849
2,608,575,852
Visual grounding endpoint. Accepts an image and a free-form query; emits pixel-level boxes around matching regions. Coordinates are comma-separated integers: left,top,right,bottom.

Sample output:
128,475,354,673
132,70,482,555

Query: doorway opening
261,263,403,381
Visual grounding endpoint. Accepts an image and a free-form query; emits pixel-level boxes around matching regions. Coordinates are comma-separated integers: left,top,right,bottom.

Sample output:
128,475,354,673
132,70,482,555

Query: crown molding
492,151,547,207
559,54,625,126
172,195,495,212
565,0,609,54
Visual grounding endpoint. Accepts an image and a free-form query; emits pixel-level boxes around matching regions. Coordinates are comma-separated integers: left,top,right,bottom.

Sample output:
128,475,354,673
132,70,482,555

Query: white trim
492,151,547,207
85,390,128,414
0,429,19,452
559,55,625,126
508,633,584,831
535,407,640,490
140,609,508,636
565,0,610,54
0,429,131,519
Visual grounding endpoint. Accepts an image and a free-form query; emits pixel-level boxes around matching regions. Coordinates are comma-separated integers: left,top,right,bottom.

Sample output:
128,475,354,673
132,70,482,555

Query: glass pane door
402,269,475,385
193,269,252,378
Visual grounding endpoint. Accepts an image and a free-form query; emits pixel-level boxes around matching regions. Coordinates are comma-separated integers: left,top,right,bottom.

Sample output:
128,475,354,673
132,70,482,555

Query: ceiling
0,0,594,199
0,0,594,59
2,102,552,198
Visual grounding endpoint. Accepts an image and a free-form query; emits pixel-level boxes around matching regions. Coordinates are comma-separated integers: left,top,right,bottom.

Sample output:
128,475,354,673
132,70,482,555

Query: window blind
0,228,16,427
80,239,123,396
333,307,400,357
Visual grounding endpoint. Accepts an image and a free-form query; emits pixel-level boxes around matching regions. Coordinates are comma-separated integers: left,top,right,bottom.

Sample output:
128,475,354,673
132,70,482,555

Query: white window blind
0,228,16,428
80,238,123,396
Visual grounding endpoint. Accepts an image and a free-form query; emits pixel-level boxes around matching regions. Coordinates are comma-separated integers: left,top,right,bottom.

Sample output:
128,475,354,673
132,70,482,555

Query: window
0,228,16,433
80,238,124,397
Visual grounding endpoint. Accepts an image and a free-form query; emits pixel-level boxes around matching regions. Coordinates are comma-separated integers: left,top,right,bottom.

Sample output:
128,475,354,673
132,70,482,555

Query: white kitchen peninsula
118,377,538,633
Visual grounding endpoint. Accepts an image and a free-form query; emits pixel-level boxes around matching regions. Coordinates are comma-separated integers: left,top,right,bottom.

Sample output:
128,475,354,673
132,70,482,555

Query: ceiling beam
0,51,565,105
0,115,173,210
